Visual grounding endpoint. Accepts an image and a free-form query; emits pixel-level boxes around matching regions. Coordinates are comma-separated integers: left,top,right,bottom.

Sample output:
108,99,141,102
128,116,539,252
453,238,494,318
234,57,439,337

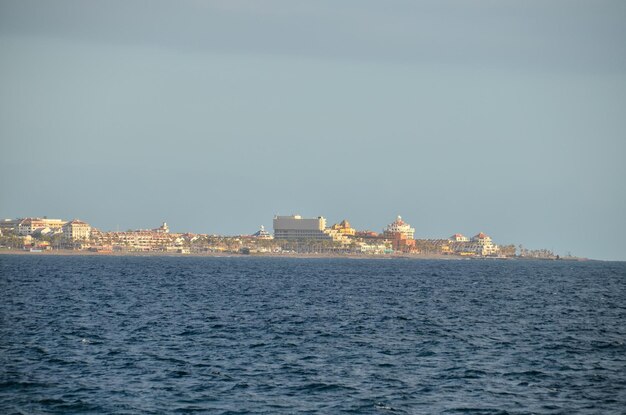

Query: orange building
388,232,417,253
383,216,417,253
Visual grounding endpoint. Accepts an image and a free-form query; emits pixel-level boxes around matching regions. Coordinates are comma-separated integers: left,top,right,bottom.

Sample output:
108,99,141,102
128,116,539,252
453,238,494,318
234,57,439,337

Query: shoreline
0,249,589,261
0,249,452,260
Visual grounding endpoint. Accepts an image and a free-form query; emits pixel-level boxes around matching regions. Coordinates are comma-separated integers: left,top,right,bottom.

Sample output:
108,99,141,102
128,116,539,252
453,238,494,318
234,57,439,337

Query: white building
17,218,66,236
449,233,469,242
107,231,172,251
383,216,415,239
471,232,499,256
356,241,390,255
62,219,92,241
273,215,334,240
252,225,273,239
153,222,170,233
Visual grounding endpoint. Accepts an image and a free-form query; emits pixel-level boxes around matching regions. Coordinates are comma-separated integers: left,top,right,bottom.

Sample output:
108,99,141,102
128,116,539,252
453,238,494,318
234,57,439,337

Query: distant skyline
1,1,625,260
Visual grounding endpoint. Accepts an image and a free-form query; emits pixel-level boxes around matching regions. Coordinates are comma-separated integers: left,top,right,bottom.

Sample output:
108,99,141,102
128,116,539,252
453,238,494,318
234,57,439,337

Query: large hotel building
273,215,332,240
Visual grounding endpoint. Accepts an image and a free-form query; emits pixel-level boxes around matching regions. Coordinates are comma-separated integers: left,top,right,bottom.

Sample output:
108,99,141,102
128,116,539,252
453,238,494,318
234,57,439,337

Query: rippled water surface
1,255,625,414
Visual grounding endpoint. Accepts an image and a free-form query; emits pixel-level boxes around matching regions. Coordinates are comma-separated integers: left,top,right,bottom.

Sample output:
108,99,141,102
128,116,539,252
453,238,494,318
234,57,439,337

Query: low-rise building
251,225,273,239
153,222,170,233
355,241,391,255
107,230,173,251
16,218,66,236
449,233,469,242
331,220,356,236
355,230,381,238
448,232,499,256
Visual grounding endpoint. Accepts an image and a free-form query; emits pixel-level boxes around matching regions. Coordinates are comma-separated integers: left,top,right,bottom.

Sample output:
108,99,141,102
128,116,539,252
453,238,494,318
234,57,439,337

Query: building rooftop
67,219,88,225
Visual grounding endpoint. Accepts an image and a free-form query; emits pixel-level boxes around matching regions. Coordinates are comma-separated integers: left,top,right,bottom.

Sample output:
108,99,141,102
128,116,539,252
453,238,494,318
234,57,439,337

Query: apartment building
62,219,92,241
16,218,66,236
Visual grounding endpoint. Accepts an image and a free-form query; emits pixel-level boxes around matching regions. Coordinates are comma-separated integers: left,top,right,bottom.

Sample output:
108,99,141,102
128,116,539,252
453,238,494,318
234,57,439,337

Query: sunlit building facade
16,218,66,236
383,216,415,240
471,232,498,256
62,219,92,241
273,215,330,239
449,233,469,242
331,220,356,236
383,215,417,252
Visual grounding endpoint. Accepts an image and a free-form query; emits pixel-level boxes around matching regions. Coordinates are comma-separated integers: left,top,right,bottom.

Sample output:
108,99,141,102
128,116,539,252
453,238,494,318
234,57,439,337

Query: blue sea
1,255,625,414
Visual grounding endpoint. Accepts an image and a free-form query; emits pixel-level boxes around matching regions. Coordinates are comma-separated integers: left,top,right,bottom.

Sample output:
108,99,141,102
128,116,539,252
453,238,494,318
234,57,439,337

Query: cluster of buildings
0,214,502,257
0,218,186,252
270,214,500,256
90,222,189,253
1,217,92,244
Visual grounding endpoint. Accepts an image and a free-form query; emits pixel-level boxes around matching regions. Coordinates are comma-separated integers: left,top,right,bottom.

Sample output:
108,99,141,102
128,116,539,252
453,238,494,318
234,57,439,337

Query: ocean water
1,255,625,414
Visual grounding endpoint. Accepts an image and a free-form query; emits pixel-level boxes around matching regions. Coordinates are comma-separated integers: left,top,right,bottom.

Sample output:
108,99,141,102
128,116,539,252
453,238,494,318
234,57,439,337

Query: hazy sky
1,0,625,260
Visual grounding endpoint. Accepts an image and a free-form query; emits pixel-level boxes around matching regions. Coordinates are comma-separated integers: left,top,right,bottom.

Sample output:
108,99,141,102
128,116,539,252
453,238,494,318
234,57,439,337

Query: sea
1,255,625,414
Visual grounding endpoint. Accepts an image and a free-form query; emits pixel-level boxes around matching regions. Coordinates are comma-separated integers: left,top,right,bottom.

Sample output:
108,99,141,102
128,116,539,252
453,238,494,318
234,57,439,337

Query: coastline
0,249,588,261
0,249,451,260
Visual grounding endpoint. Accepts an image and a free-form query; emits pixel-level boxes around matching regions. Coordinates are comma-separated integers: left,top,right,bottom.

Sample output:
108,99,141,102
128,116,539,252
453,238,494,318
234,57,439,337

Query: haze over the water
1,0,625,260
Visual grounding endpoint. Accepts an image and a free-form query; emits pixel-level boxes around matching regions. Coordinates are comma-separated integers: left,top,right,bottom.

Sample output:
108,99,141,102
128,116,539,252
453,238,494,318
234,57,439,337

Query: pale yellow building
17,218,66,236
331,220,356,236
62,219,92,241
471,232,499,256
106,231,174,251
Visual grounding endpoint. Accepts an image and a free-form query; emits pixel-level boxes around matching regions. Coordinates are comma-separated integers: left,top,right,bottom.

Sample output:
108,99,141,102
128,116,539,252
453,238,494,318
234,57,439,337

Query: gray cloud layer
2,0,625,72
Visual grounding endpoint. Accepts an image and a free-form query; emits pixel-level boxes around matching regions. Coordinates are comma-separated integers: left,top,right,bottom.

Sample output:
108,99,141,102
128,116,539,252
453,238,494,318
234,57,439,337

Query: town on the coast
0,214,565,259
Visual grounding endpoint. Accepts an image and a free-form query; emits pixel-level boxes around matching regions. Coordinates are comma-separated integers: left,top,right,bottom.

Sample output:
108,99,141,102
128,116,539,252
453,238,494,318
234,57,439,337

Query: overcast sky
1,0,625,260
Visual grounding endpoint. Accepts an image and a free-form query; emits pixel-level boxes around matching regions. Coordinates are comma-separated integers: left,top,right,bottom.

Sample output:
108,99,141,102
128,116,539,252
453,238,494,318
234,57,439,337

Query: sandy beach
0,249,460,260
